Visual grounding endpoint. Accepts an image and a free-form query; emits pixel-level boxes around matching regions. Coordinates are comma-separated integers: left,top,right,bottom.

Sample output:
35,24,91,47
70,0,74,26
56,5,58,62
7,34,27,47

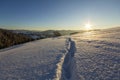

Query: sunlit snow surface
72,29,120,80
0,28,120,80
0,38,66,80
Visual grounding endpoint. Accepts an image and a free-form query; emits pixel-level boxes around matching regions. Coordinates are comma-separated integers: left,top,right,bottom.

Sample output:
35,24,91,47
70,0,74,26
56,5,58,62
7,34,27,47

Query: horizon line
0,26,120,31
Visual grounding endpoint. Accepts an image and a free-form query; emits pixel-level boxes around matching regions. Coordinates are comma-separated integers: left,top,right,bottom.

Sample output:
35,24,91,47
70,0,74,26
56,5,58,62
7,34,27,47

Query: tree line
0,29,33,49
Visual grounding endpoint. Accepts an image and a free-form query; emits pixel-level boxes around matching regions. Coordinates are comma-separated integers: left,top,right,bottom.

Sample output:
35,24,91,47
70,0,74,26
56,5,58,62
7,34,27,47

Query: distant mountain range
11,29,81,39
1,27,119,49
0,28,80,49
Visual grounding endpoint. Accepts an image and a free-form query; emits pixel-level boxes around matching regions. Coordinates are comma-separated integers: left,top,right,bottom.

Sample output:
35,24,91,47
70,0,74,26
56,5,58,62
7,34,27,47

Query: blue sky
0,0,120,30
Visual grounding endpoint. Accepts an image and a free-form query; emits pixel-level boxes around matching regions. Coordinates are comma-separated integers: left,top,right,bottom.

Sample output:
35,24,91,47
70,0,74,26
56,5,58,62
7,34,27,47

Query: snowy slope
70,30,120,80
0,28,120,80
0,38,66,80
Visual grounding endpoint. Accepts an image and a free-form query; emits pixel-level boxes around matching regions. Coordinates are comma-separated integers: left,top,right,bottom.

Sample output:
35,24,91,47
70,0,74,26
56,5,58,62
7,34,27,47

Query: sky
0,0,120,30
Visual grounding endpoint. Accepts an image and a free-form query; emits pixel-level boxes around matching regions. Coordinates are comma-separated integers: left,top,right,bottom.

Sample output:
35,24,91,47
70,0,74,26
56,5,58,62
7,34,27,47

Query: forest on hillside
0,29,33,49
0,28,79,49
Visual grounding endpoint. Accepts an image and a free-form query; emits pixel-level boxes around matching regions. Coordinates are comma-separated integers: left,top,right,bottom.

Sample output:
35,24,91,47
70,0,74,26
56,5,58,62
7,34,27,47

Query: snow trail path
0,29,120,80
61,38,78,80
0,38,66,80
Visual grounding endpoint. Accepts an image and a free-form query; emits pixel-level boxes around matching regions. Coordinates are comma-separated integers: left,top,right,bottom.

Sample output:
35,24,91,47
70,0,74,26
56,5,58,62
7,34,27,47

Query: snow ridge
61,38,77,80
54,54,65,80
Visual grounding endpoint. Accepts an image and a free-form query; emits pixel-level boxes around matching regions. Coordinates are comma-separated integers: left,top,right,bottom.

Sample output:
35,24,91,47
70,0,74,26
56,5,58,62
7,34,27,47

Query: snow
71,30,120,80
0,38,66,80
30,35,40,39
0,28,120,80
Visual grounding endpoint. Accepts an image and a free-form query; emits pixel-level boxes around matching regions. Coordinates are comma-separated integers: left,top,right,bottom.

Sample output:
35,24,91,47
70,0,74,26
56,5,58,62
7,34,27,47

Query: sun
85,23,92,30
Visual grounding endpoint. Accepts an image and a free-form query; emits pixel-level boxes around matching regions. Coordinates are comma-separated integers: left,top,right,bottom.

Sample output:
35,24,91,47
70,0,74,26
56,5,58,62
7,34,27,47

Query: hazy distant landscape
0,28,80,49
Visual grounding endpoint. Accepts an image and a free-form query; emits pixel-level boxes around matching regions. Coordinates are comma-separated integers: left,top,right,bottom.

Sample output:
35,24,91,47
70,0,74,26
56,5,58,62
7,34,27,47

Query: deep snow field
0,27,120,80
71,28,120,80
0,38,66,80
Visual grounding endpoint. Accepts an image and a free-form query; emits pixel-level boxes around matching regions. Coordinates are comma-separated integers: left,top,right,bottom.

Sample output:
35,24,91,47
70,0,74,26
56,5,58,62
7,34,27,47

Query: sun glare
85,23,92,30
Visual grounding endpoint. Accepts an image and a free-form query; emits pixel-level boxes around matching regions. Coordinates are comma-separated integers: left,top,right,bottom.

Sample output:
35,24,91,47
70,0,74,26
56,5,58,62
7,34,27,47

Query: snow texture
71,30,120,80
0,38,66,80
0,28,120,80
